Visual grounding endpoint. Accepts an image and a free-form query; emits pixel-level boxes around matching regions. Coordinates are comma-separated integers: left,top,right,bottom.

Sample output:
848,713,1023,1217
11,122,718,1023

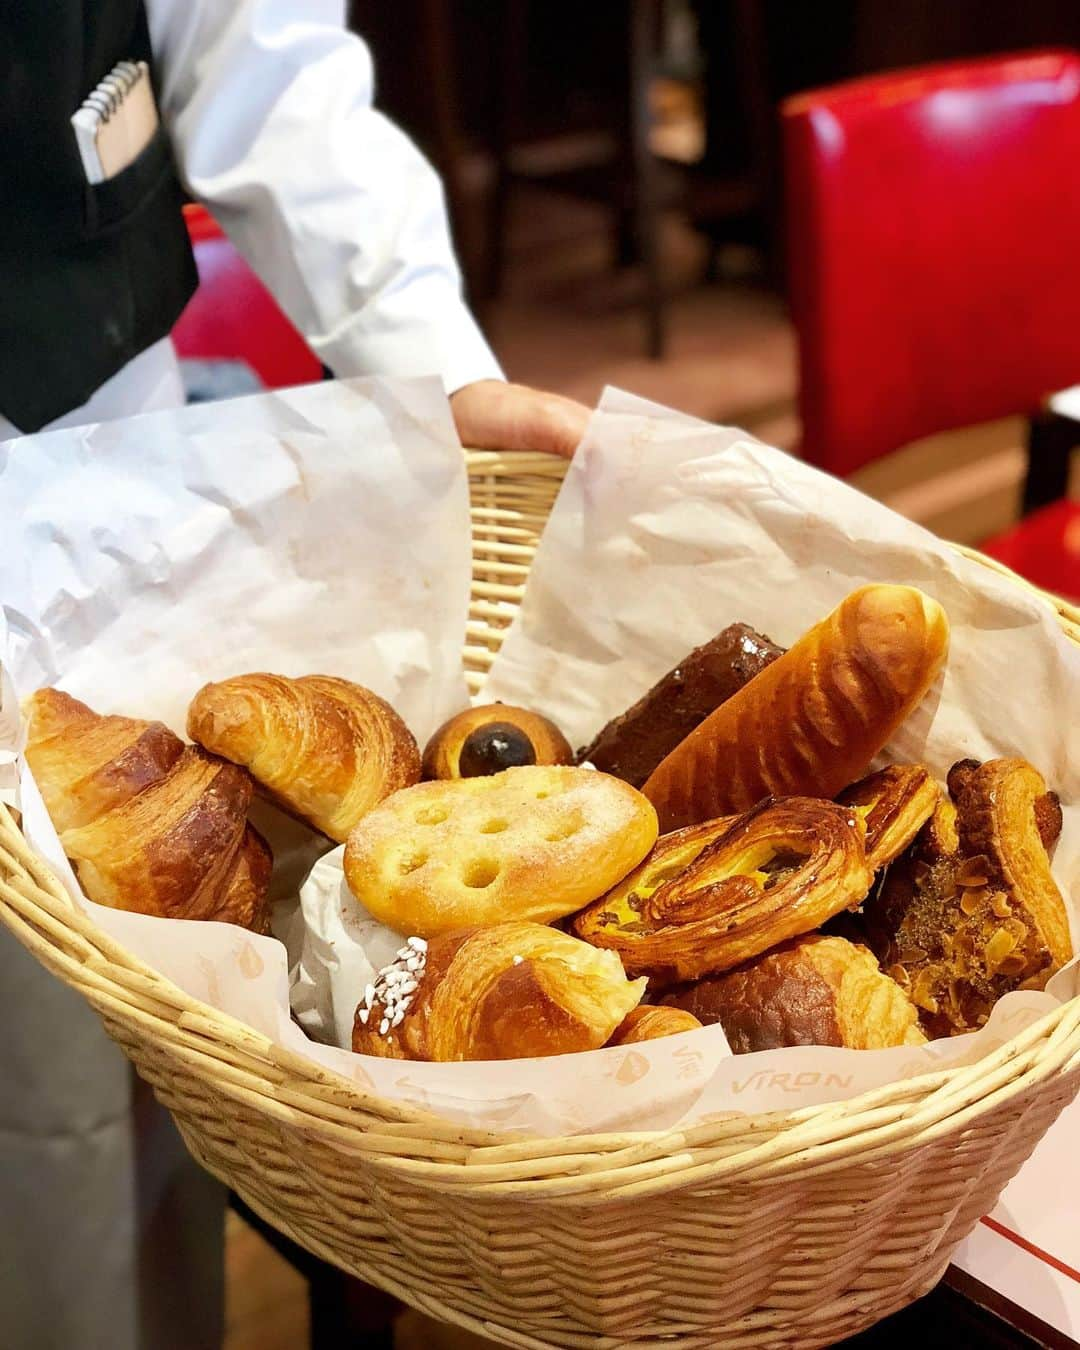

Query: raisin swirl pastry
573,797,874,984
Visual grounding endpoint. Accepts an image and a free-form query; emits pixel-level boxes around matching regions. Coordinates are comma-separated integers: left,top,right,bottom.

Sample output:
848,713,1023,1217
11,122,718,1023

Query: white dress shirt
0,0,500,441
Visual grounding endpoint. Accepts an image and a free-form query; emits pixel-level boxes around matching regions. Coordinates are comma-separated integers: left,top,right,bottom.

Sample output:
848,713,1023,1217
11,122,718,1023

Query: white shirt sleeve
146,0,502,393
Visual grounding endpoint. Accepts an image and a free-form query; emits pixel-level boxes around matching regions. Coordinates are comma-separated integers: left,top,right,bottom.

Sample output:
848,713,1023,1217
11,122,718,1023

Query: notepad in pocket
71,60,159,186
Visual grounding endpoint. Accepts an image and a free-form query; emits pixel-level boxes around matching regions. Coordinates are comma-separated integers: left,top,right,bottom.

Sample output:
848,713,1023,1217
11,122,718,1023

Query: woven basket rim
2,450,1080,1200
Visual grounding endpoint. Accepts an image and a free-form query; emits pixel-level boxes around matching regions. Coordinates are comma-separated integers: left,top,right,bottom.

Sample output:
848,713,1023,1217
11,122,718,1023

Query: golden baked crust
573,797,873,984
352,922,646,1061
25,689,270,930
837,764,940,871
663,935,925,1053
344,764,658,937
864,757,1072,1037
642,586,950,831
422,703,572,780
608,1004,702,1044
187,672,420,841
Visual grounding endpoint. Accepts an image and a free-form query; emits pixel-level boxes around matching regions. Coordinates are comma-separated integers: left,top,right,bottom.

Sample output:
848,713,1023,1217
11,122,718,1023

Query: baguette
642,585,949,830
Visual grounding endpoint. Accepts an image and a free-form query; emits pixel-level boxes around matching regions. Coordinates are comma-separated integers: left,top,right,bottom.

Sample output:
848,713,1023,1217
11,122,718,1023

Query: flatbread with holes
343,765,658,937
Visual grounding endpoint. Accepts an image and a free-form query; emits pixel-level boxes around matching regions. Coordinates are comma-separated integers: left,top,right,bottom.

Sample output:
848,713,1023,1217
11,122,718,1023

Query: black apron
0,0,197,432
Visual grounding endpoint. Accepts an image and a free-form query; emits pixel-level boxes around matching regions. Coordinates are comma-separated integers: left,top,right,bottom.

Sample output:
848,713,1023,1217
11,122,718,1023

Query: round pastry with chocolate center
422,704,573,780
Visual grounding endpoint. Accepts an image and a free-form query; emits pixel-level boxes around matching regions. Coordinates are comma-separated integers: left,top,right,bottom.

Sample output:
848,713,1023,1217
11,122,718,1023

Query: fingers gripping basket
2,450,1080,1350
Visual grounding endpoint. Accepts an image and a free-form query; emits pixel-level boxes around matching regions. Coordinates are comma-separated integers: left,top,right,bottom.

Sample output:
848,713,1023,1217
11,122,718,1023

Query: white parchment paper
3,381,1079,1138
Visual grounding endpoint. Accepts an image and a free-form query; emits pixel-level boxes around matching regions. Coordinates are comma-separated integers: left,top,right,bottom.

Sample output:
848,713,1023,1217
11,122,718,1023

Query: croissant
24,688,271,930
862,757,1071,1037
837,764,940,871
642,586,950,830
608,1005,702,1045
352,922,646,1061
187,673,420,842
662,935,925,1053
573,797,873,984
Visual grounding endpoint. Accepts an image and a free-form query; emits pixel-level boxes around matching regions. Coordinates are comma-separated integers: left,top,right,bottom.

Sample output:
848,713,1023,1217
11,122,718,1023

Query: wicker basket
2,449,1079,1350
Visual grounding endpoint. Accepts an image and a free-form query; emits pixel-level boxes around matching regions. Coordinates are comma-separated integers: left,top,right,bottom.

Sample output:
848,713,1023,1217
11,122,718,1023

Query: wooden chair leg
1023,410,1078,515
628,0,664,359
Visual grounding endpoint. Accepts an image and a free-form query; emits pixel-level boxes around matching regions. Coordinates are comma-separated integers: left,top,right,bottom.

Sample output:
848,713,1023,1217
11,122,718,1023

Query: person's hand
450,380,590,459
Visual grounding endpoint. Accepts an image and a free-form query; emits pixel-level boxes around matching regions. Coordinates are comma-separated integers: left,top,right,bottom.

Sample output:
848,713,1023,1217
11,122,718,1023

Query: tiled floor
224,186,1049,1350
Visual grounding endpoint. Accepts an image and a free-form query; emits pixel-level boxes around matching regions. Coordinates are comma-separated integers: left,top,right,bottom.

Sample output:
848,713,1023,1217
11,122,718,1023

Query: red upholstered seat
172,204,322,389
980,499,1080,602
782,50,1080,601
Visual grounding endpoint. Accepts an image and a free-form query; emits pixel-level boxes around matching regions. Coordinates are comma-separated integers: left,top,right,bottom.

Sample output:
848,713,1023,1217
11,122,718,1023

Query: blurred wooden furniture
782,48,1080,597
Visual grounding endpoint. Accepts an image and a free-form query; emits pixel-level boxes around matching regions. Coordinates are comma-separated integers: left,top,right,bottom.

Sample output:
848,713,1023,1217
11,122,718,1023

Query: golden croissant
187,672,420,841
573,797,874,983
608,1005,702,1045
862,757,1071,1037
24,688,271,930
352,922,646,1061
642,585,949,830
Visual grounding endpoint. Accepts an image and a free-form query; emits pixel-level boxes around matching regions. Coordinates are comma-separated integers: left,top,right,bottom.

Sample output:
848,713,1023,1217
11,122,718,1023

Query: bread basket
2,449,1079,1350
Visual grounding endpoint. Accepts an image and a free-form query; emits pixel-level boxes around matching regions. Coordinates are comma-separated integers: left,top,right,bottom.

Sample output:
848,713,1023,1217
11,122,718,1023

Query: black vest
0,0,197,432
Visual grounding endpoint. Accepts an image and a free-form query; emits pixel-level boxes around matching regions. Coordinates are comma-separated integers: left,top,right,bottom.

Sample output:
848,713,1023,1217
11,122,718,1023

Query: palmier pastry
352,922,646,1061
578,624,783,787
662,935,925,1053
344,765,658,937
642,586,950,830
24,688,271,930
187,673,420,842
863,757,1071,1037
573,797,873,984
608,1005,702,1045
423,703,572,780
837,764,940,871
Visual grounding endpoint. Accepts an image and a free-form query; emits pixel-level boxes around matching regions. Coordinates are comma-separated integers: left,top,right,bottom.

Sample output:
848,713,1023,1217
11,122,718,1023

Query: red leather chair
172,204,323,389
782,50,1080,599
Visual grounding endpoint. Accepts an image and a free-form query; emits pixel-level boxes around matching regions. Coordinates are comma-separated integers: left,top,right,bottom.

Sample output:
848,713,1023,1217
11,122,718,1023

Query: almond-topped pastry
662,935,925,1053
344,765,658,937
352,922,646,1061
187,672,420,842
860,757,1071,1037
573,797,874,984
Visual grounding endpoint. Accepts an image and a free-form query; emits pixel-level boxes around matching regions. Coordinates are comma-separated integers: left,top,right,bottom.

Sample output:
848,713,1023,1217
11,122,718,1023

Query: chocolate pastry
576,623,784,787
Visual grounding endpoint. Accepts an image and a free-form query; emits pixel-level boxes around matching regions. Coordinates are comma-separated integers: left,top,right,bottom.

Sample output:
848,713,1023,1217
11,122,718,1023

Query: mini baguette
642,585,949,831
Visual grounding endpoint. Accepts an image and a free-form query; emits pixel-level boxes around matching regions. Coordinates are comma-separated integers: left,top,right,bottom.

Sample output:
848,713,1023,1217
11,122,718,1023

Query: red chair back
172,204,322,389
783,50,1080,477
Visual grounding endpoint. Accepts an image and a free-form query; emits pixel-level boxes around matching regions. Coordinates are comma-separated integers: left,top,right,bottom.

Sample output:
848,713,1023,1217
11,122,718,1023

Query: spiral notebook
70,60,159,185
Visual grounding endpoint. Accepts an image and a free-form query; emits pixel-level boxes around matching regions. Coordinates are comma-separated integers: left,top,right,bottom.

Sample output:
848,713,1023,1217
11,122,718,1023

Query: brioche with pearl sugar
352,922,646,1061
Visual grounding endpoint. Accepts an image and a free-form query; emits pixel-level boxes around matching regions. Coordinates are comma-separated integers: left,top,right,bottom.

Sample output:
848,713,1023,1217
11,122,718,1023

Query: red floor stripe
980,1216,1080,1284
